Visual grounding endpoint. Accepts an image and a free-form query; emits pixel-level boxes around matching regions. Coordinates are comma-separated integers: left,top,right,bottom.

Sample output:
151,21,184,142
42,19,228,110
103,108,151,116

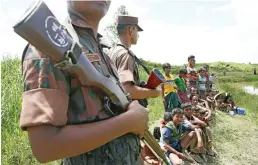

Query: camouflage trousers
62,133,141,165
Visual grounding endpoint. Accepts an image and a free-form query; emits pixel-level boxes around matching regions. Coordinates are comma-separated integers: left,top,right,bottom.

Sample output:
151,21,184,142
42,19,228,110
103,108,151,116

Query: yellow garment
163,74,177,95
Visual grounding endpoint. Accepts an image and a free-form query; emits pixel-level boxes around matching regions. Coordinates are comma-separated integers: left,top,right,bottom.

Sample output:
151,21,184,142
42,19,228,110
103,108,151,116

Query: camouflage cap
117,15,143,31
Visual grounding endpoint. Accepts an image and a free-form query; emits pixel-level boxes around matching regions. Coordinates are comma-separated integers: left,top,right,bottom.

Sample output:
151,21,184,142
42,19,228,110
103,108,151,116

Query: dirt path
146,111,258,165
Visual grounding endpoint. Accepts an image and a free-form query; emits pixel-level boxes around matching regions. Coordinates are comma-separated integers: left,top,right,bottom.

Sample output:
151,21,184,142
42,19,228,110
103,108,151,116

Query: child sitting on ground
153,126,168,151
160,110,199,165
190,95,212,123
192,107,210,125
187,87,198,100
206,91,216,111
183,102,217,157
181,103,207,163
221,92,237,112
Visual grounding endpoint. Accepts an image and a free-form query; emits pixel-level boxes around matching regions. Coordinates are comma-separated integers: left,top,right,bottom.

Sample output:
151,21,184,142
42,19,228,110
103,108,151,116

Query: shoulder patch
84,53,101,62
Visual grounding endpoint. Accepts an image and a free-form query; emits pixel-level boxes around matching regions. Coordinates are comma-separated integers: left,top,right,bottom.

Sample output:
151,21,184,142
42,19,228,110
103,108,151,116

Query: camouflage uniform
20,14,141,165
109,16,144,103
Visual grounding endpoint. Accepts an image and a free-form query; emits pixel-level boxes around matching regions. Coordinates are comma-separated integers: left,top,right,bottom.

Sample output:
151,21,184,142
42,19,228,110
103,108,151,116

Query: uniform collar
67,14,103,39
117,41,131,49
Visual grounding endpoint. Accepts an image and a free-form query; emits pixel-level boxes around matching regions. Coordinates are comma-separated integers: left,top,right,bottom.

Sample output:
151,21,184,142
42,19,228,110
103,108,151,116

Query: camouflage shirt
109,43,140,86
20,15,140,165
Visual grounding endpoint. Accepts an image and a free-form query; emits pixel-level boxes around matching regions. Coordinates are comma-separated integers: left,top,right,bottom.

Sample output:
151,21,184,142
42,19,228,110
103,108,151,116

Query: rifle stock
13,1,170,165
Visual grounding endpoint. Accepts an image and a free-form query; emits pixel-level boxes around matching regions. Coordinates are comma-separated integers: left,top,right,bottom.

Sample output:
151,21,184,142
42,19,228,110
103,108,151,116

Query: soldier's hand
126,101,149,136
141,144,163,165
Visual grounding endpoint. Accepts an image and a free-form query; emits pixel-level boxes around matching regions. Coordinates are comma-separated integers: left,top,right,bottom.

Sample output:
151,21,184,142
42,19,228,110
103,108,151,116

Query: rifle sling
116,44,150,75
74,27,120,82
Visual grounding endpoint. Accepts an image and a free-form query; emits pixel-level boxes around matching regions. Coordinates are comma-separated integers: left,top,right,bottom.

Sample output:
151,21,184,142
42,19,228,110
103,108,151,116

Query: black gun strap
21,43,30,73
116,44,150,75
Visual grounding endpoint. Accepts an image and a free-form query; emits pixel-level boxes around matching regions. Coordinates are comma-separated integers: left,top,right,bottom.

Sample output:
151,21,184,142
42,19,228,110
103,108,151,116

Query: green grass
1,56,38,165
254,82,258,88
2,56,258,165
141,59,258,74
217,74,258,83
1,56,62,165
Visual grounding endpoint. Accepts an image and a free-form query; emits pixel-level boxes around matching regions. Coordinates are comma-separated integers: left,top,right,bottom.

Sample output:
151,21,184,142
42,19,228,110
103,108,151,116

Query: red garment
203,72,209,79
177,91,190,103
160,120,166,128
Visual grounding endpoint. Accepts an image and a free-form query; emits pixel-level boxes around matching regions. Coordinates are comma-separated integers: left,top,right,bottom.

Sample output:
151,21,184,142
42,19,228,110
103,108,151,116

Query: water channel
242,86,258,95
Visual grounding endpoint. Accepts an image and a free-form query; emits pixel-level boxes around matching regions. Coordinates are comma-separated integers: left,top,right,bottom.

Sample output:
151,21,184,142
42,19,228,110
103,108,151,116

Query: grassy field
1,56,258,165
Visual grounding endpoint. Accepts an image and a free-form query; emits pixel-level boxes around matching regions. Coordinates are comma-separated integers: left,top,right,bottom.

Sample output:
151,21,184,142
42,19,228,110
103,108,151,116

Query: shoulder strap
21,43,30,73
64,21,96,54
116,44,150,75
65,21,119,81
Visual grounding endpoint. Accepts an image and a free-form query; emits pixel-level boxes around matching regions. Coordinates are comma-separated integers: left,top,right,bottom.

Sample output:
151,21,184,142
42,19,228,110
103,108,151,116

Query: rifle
13,1,170,165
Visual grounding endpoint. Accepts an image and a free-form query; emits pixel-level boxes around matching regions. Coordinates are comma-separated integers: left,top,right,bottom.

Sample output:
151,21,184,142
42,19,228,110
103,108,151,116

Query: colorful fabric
20,14,140,165
174,76,186,92
186,66,198,88
164,92,180,112
177,91,190,103
163,74,177,95
161,121,192,152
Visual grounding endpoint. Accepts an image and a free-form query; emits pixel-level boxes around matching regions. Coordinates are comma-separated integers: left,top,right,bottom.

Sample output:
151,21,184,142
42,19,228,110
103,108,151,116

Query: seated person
152,126,173,165
220,93,236,112
188,87,198,98
192,108,210,125
153,126,168,152
153,127,161,142
161,110,197,165
190,95,212,123
205,91,216,111
184,103,217,157
181,103,206,163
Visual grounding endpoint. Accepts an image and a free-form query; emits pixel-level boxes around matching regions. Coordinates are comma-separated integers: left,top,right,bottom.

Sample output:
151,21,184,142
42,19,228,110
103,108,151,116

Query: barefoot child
160,110,199,165
187,99,217,157
190,95,212,123
181,103,207,163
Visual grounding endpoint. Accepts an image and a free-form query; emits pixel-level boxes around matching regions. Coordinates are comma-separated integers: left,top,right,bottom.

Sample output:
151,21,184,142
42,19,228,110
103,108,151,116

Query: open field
2,56,258,165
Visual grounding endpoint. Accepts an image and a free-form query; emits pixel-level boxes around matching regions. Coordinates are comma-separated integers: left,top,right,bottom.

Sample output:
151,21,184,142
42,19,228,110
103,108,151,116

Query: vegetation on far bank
1,56,258,165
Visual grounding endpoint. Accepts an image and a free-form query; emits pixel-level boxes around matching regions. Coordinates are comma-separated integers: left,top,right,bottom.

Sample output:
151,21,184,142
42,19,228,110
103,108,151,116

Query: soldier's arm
21,47,138,163
117,53,160,99
27,114,134,163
